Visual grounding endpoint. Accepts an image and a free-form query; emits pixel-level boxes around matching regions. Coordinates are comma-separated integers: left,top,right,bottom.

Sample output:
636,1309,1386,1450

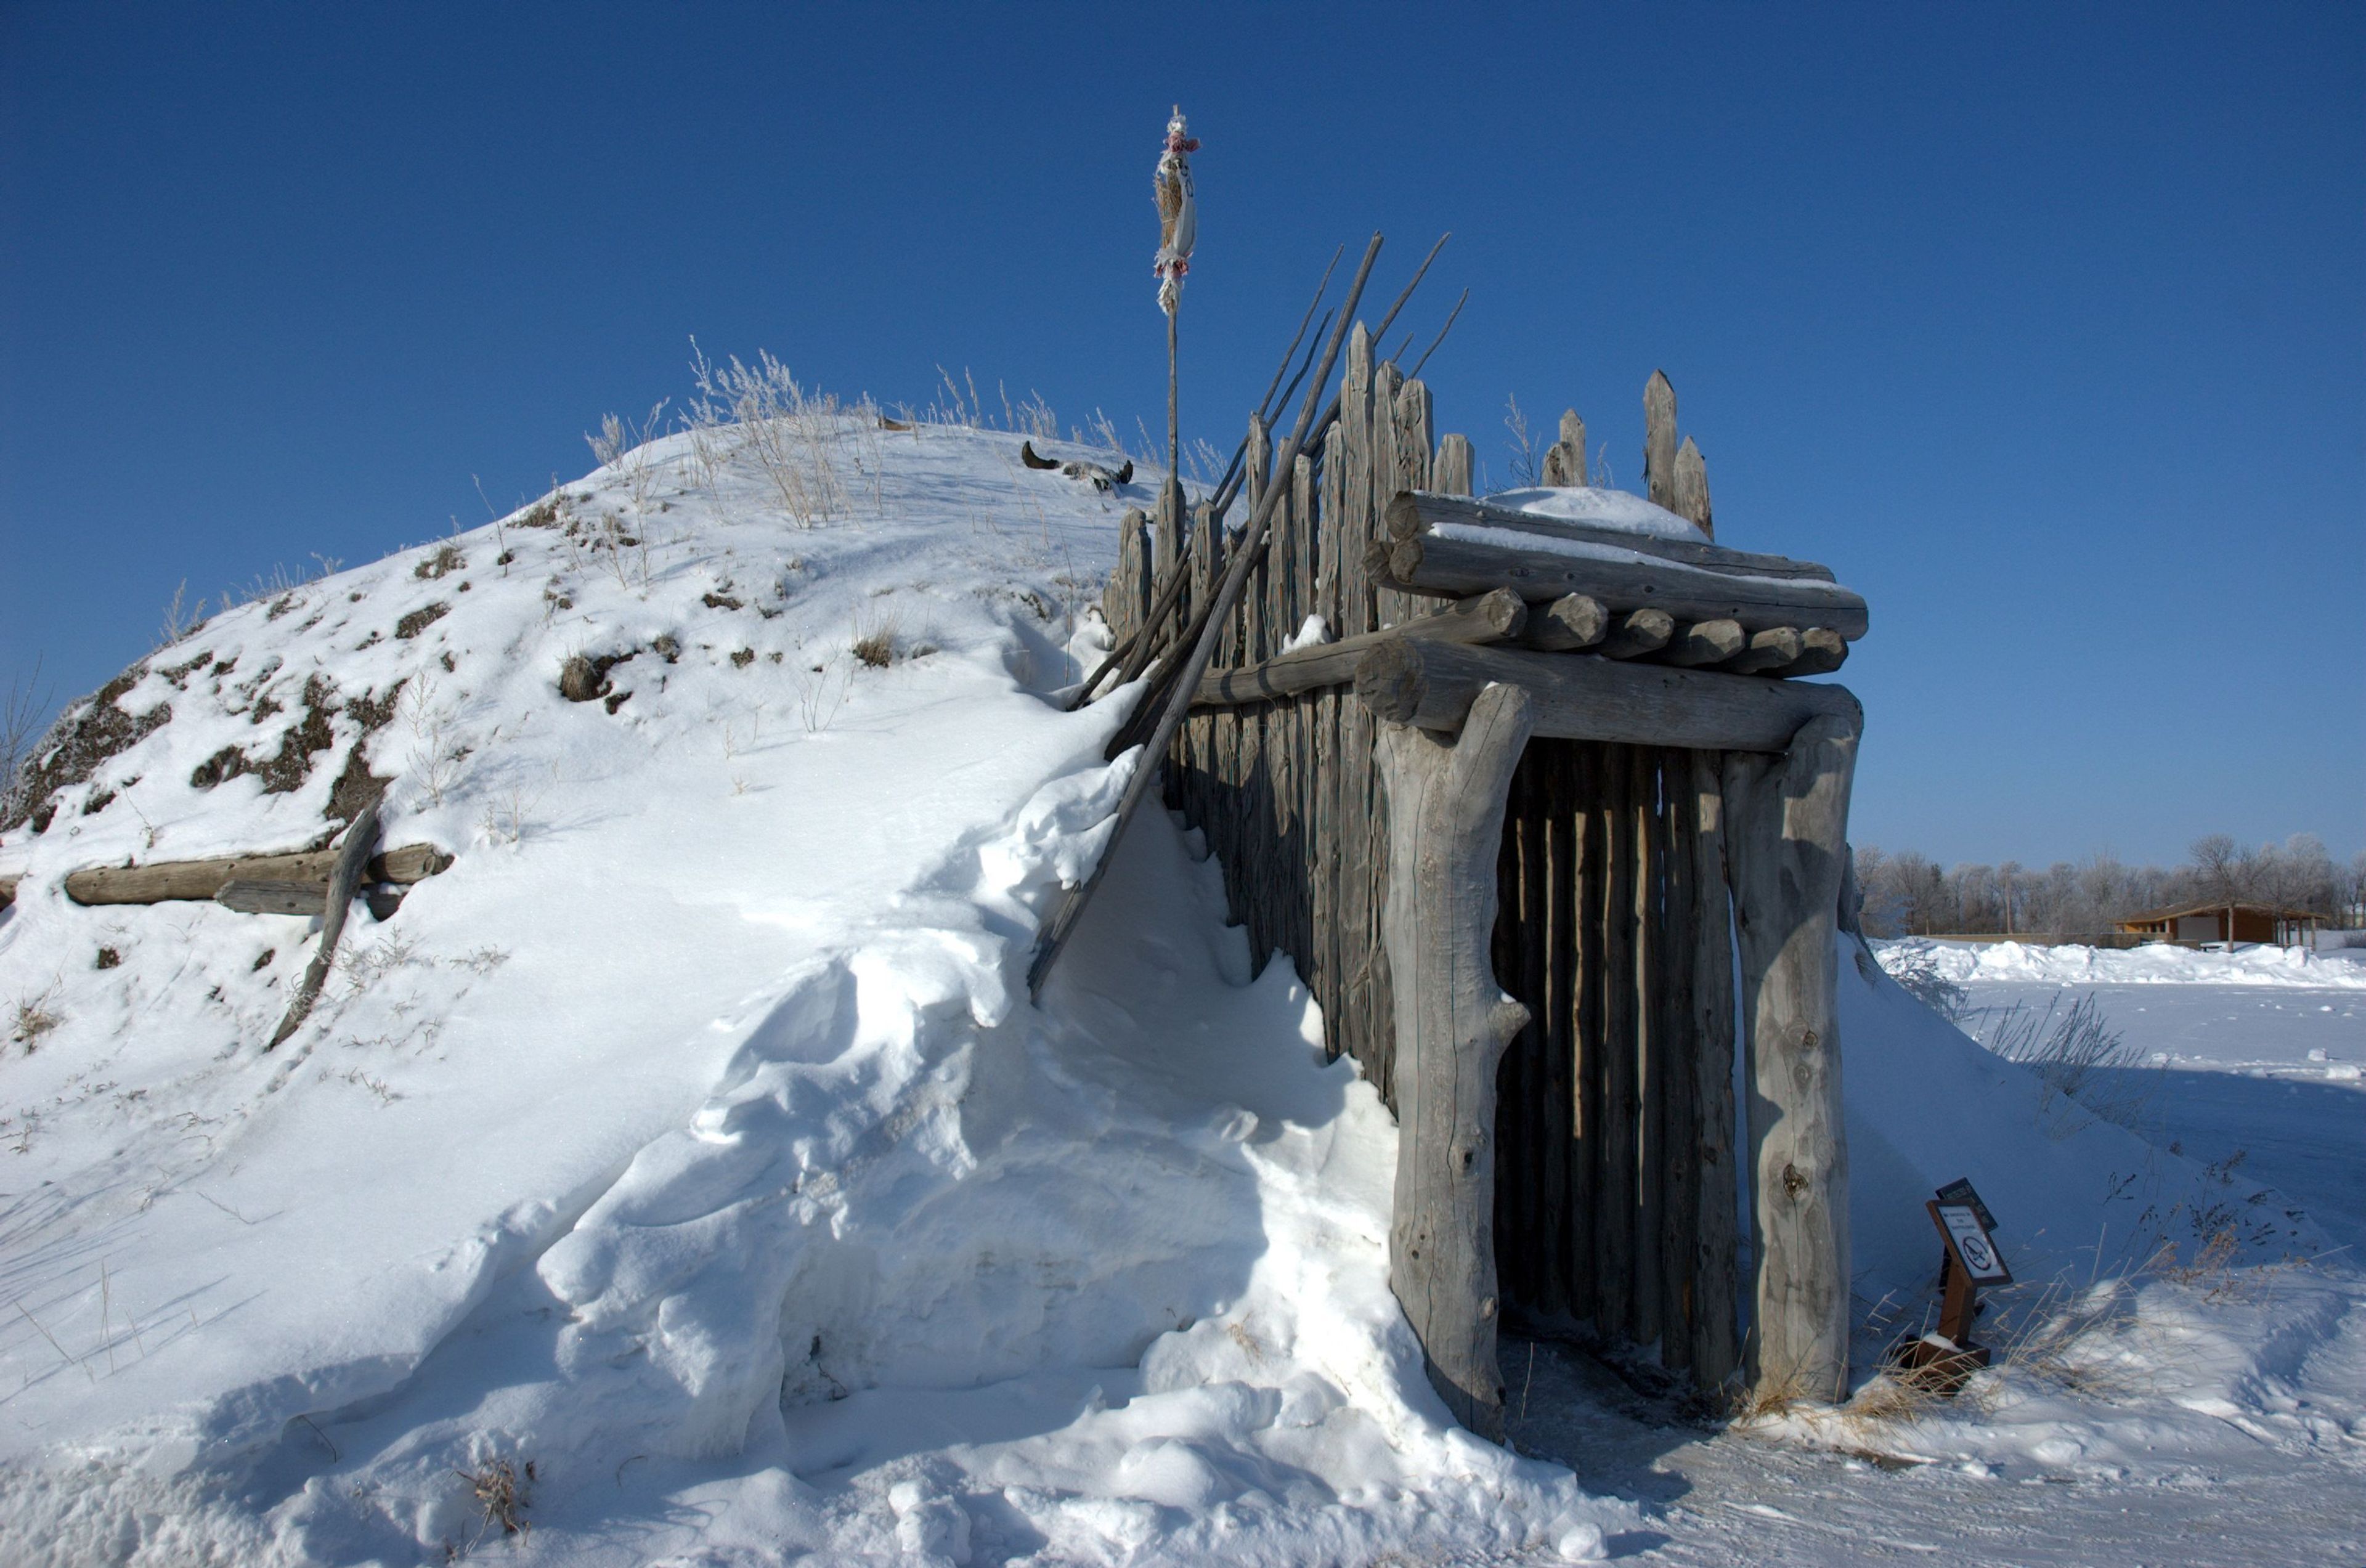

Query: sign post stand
1888,1179,2012,1394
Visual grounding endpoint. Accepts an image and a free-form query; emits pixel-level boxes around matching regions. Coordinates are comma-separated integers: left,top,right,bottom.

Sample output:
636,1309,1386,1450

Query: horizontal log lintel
1194,588,1524,708
1352,638,1861,751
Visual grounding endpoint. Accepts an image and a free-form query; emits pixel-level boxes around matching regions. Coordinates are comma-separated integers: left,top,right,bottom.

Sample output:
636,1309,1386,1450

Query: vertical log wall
1104,330,1758,1399
1489,741,1742,1390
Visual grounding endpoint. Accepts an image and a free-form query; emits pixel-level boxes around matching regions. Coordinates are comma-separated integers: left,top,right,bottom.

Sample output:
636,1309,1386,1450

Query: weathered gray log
1598,748,1637,1338
1724,627,1803,675
1379,682,1535,1440
1378,532,1869,640
1656,747,1697,1370
216,879,338,917
1433,433,1473,497
1672,436,1713,538
1385,492,1835,582
270,794,384,1049
1723,709,1861,1404
1520,593,1607,652
63,843,452,906
1353,640,1861,750
1193,588,1525,708
1662,619,1746,668
1597,608,1674,660
1644,370,1678,511
1687,751,1741,1389
1771,627,1849,678
1541,410,1588,487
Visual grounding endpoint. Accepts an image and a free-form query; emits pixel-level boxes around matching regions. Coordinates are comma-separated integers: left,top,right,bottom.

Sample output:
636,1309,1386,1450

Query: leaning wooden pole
1723,707,1861,1404
1027,234,1385,997
269,792,383,1048
1377,683,1536,1439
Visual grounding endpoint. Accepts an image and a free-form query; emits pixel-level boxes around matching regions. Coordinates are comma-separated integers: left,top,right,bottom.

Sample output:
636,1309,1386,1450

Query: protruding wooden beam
1379,682,1536,1440
1724,714,1861,1405
1597,609,1673,660
1724,627,1803,675
1520,593,1607,652
1378,531,1869,640
1661,618,1746,668
1354,638,1862,750
1193,588,1526,708
1672,436,1713,540
1771,627,1849,678
1644,370,1678,511
63,843,452,907
1384,492,1835,583
1541,410,1588,487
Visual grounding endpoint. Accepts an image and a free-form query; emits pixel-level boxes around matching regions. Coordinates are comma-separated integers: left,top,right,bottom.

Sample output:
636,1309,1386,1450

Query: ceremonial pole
1153,106,1198,527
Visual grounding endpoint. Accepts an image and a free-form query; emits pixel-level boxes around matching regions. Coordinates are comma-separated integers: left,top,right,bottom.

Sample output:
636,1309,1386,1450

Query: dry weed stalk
850,601,900,669
11,985,62,1050
689,349,851,527
452,1455,534,1552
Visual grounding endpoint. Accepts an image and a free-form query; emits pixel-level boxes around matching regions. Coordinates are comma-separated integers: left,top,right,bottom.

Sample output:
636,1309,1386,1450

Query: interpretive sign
1933,1201,2012,1285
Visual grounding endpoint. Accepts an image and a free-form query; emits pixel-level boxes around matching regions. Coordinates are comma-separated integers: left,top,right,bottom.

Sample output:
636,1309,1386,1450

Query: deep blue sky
3,2,2359,867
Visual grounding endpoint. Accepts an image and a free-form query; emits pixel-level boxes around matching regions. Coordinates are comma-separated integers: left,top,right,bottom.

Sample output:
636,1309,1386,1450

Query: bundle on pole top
1153,105,1198,317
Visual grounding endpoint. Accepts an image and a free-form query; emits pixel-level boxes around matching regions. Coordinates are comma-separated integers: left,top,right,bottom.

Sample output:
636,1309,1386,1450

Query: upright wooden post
1672,436,1714,539
1723,709,1861,1404
1687,751,1742,1389
1597,747,1638,1338
1380,684,1537,1440
1433,433,1474,497
1630,745,1664,1349
1644,371,1678,513
1542,410,1588,488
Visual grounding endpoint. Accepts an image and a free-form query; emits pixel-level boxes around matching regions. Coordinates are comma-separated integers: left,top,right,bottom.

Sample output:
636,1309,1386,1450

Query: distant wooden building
2116,901,2324,948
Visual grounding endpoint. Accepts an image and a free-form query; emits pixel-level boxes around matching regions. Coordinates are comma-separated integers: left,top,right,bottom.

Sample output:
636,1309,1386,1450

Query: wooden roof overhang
2118,900,2323,927
1191,489,1866,750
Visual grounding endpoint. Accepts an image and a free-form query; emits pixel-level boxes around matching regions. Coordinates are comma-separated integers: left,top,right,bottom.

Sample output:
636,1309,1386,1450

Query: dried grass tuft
10,986,60,1050
451,1455,534,1554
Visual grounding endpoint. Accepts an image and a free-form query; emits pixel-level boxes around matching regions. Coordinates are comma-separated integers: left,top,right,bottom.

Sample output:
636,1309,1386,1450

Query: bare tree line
1853,833,2366,940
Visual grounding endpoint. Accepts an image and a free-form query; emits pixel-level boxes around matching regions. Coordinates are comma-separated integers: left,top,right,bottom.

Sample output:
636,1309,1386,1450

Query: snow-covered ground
0,412,2356,1565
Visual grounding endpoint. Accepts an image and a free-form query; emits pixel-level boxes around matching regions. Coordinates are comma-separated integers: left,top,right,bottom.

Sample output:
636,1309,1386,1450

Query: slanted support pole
1378,683,1535,1440
1723,709,1861,1405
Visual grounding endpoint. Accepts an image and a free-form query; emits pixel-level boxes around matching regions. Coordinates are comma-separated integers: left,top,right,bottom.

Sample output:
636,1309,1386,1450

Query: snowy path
1508,971,2366,1566
1510,1314,2366,1567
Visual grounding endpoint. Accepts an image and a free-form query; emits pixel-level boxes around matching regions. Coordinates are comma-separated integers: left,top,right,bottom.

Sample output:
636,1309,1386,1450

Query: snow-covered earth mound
0,412,2352,1564
0,421,1625,1563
